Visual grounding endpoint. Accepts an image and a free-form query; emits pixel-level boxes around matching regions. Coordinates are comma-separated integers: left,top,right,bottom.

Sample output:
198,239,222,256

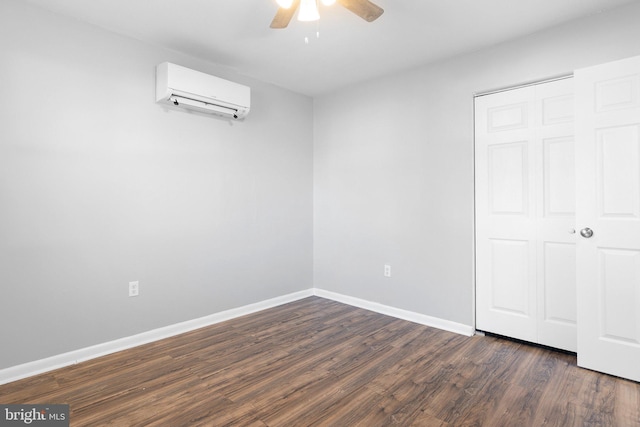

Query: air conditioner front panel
156,62,250,119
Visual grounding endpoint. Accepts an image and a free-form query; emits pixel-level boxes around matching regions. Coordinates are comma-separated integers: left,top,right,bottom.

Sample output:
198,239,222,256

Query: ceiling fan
270,0,384,29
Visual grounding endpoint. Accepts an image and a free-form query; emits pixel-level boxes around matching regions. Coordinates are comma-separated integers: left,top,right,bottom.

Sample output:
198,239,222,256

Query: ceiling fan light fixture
298,0,320,21
276,0,294,8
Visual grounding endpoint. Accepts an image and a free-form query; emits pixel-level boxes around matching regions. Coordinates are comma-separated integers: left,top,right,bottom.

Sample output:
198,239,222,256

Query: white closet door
476,86,538,344
575,55,640,382
475,79,577,351
535,79,577,352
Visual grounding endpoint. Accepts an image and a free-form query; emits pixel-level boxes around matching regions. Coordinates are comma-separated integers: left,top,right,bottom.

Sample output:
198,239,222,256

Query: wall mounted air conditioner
156,62,250,120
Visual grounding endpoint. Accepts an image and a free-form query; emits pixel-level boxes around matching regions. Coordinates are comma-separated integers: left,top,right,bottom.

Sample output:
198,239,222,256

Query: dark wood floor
1,297,639,426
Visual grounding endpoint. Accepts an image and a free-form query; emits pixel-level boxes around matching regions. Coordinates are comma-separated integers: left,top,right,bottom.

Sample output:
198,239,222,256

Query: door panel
488,142,529,214
490,239,531,316
576,55,640,382
487,102,529,131
542,242,576,325
543,136,575,216
597,248,640,344
597,125,640,218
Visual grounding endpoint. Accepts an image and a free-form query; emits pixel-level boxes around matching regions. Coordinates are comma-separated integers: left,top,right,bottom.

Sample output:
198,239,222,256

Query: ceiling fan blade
270,0,301,29
337,0,384,22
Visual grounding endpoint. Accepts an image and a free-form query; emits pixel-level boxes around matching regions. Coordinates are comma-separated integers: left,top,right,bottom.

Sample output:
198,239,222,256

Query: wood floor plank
2,296,639,426
615,379,640,426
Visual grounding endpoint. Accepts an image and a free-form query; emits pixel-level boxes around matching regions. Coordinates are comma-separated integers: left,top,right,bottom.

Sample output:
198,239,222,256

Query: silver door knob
580,228,594,238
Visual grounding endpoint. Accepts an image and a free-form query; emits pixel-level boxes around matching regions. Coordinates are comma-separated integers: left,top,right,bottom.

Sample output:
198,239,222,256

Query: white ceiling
22,0,640,96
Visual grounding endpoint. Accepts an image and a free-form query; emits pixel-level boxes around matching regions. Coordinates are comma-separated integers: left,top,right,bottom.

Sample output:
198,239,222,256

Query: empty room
2,0,640,425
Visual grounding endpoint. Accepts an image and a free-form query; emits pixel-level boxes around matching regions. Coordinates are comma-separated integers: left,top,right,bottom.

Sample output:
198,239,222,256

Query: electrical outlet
129,281,139,297
384,264,391,277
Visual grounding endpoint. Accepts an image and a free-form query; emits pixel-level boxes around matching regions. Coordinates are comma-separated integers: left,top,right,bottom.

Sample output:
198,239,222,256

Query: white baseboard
313,288,475,337
0,289,314,385
1,288,474,385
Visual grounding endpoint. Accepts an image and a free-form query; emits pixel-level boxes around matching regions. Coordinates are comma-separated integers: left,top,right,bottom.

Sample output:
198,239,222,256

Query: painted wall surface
0,1,313,369
313,2,640,326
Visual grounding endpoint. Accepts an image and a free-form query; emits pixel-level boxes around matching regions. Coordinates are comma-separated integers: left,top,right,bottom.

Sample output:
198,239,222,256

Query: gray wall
0,1,314,369
4,0,640,371
313,2,640,326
